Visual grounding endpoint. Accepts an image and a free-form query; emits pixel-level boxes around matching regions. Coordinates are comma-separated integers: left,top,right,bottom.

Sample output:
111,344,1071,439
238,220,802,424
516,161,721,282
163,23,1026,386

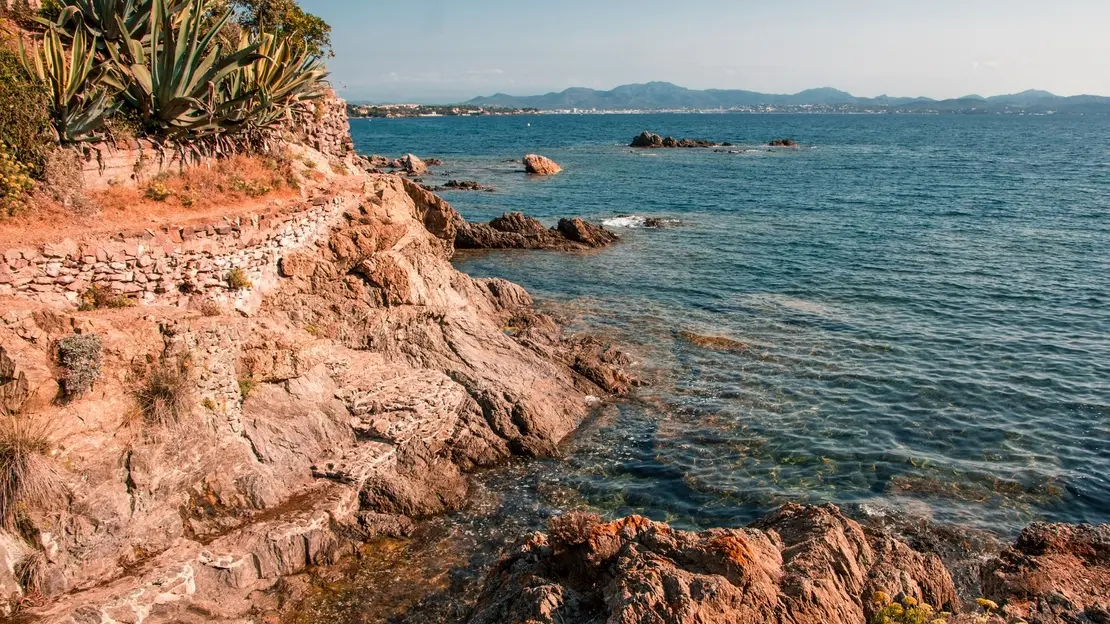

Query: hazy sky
299,0,1110,103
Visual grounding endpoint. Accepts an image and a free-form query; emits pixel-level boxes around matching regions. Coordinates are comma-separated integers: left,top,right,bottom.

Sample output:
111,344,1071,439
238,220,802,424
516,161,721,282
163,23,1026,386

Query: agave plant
19,24,118,142
221,31,329,130
105,0,262,137
45,0,193,46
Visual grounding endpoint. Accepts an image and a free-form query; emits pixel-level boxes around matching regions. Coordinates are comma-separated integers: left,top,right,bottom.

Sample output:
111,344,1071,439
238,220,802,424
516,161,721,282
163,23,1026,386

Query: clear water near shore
351,113,1110,536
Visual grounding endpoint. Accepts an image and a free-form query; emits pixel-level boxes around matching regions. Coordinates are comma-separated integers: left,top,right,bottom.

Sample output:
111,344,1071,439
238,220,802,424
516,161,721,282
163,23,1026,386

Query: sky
299,0,1110,103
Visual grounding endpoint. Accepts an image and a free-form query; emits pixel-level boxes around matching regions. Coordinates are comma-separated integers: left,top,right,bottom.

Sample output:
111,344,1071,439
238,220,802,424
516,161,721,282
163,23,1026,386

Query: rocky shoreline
465,507,1110,624
1,121,1106,624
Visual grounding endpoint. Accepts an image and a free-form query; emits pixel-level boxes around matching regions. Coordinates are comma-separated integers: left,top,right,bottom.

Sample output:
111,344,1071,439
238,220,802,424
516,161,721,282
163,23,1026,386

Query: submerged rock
437,179,491,192
523,154,562,175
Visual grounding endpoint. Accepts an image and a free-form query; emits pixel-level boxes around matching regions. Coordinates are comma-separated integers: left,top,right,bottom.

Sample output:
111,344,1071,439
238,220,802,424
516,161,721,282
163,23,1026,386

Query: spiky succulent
104,0,263,137
19,23,118,142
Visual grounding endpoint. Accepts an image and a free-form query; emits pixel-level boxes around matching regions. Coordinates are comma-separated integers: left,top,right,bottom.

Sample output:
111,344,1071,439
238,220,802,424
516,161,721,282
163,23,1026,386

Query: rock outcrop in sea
454,210,618,251
523,154,563,175
631,131,717,148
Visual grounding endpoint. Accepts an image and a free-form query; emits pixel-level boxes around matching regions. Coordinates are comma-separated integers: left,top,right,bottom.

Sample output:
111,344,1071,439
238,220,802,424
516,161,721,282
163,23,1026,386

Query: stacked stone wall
0,193,354,313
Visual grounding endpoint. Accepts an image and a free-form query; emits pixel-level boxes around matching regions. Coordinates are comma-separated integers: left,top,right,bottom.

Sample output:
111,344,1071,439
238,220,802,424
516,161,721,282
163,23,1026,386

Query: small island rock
523,154,562,175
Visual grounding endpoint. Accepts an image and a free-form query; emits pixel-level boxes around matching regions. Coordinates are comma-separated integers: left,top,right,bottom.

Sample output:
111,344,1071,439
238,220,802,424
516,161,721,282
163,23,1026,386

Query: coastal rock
631,131,717,148
981,522,1110,622
394,153,428,175
455,212,618,251
437,179,490,192
468,504,958,624
523,154,562,175
631,131,665,147
769,138,799,147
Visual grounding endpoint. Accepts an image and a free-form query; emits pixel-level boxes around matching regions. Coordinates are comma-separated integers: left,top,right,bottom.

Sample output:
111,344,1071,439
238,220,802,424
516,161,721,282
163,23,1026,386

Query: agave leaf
19,23,119,143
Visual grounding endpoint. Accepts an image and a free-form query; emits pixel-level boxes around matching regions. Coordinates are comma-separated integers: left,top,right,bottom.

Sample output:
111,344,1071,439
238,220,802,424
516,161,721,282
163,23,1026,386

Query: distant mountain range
465,82,1110,113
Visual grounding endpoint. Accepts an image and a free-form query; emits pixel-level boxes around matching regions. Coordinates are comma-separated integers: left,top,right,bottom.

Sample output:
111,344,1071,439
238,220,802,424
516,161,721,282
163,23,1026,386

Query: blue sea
350,114,1110,535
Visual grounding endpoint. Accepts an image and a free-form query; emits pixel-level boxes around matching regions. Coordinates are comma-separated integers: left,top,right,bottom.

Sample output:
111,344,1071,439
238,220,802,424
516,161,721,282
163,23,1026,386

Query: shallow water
351,113,1109,534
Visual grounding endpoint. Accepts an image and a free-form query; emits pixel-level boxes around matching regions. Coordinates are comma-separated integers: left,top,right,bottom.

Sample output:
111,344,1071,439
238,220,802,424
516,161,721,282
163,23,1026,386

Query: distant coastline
450,81,1110,115
347,103,538,118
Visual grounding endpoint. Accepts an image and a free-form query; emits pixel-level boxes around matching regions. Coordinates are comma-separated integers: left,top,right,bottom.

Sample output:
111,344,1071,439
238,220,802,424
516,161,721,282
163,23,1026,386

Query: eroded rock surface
469,505,958,624
3,173,632,622
981,522,1110,623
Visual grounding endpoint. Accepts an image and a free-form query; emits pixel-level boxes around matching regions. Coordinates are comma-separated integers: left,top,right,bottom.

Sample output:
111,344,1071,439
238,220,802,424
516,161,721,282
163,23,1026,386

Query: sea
301,113,1109,621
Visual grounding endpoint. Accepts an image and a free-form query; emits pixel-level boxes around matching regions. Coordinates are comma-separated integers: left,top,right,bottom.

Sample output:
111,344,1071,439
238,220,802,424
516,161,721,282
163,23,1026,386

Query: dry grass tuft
133,357,193,427
548,512,601,549
15,548,46,592
199,299,224,317
78,285,136,311
226,268,252,291
0,413,59,529
95,153,297,214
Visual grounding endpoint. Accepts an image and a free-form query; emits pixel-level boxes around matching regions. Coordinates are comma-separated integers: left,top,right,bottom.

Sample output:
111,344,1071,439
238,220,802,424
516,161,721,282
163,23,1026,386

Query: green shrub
0,141,36,217
57,333,103,398
237,378,255,399
0,47,53,178
144,181,171,200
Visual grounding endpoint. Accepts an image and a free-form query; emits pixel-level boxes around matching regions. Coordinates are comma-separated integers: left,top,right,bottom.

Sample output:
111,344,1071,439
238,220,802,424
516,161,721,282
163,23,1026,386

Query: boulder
395,153,428,176
769,138,799,147
523,154,562,175
631,131,665,148
981,522,1110,622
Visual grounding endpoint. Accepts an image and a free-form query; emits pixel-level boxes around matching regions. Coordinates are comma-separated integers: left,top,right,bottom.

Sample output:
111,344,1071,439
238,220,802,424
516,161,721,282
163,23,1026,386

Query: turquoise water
351,114,1110,534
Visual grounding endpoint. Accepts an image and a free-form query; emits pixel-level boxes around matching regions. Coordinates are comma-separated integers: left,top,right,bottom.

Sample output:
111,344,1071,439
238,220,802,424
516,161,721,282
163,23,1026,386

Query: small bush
226,268,252,291
0,414,58,528
0,141,35,217
238,379,256,400
870,592,948,624
199,299,223,317
0,47,52,179
548,512,601,549
134,357,193,427
78,285,136,311
57,333,102,399
144,181,171,201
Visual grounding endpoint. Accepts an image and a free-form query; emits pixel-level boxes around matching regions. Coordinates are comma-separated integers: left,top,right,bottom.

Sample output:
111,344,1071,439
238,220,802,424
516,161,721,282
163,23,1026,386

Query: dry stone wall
79,91,353,191
0,193,354,313
290,90,355,160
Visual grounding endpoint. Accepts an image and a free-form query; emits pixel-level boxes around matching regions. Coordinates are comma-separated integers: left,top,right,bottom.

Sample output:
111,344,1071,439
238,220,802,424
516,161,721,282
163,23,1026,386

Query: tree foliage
227,0,330,57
